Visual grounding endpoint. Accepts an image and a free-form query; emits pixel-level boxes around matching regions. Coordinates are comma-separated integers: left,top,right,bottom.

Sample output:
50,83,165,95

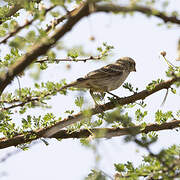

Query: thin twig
160,88,169,107
1,97,40,110
16,76,21,98
0,5,56,44
36,55,102,63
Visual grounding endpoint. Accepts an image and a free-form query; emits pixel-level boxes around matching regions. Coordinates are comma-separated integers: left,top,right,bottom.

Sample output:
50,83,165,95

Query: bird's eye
130,63,133,67
131,62,135,67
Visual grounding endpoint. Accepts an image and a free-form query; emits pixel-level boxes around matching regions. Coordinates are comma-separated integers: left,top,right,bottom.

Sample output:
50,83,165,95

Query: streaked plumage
61,57,136,90
60,57,136,104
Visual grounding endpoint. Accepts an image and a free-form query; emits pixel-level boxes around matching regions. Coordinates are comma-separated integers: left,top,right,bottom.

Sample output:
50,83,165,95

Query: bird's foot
94,104,104,113
106,91,120,99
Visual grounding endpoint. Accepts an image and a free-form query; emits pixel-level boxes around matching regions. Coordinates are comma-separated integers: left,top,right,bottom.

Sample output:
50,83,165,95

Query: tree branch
43,76,180,137
0,2,90,95
1,2,179,96
0,0,41,25
96,4,180,25
0,4,21,25
48,119,180,139
0,119,179,149
0,5,56,44
0,77,179,149
1,97,40,110
36,55,102,63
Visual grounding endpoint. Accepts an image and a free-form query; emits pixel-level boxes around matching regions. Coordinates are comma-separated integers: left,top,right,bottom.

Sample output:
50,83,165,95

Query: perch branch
0,76,179,149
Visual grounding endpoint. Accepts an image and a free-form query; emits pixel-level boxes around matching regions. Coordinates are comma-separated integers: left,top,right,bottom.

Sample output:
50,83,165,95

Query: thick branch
96,4,180,25
0,77,179,149
0,119,179,149
47,119,180,139
0,2,90,95
43,76,180,137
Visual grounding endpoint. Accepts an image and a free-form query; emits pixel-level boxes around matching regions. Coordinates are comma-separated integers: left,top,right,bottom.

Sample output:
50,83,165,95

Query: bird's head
116,57,136,72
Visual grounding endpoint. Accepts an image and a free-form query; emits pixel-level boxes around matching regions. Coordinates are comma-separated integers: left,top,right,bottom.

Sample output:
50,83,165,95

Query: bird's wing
60,63,125,89
85,63,124,79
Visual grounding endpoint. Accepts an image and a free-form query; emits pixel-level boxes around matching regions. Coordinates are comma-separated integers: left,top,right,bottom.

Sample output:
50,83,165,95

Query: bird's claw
94,104,104,113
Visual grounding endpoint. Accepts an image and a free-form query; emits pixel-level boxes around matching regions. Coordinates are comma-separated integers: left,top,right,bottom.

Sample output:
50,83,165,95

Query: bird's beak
133,67,136,72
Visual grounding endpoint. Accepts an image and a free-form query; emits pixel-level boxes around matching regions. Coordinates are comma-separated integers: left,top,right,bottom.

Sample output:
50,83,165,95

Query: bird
43,57,136,138
60,57,136,104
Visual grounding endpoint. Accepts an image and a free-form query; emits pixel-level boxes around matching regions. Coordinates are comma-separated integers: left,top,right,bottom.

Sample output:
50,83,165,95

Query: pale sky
0,1,180,179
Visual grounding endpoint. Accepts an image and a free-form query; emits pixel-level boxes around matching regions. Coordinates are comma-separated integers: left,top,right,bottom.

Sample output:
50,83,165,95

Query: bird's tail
59,77,87,91
59,81,78,90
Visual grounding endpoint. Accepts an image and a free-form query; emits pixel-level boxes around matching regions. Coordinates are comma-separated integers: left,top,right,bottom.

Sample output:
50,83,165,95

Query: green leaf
114,163,125,172
75,96,84,108
135,109,148,122
34,83,40,89
85,169,106,180
40,62,48,70
65,110,74,114
67,49,79,59
0,29,6,37
11,47,19,56
80,138,90,147
155,110,173,124
171,88,176,94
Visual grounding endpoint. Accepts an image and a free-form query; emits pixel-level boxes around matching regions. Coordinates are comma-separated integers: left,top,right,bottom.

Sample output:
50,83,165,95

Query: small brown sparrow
60,57,136,104
43,57,136,137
